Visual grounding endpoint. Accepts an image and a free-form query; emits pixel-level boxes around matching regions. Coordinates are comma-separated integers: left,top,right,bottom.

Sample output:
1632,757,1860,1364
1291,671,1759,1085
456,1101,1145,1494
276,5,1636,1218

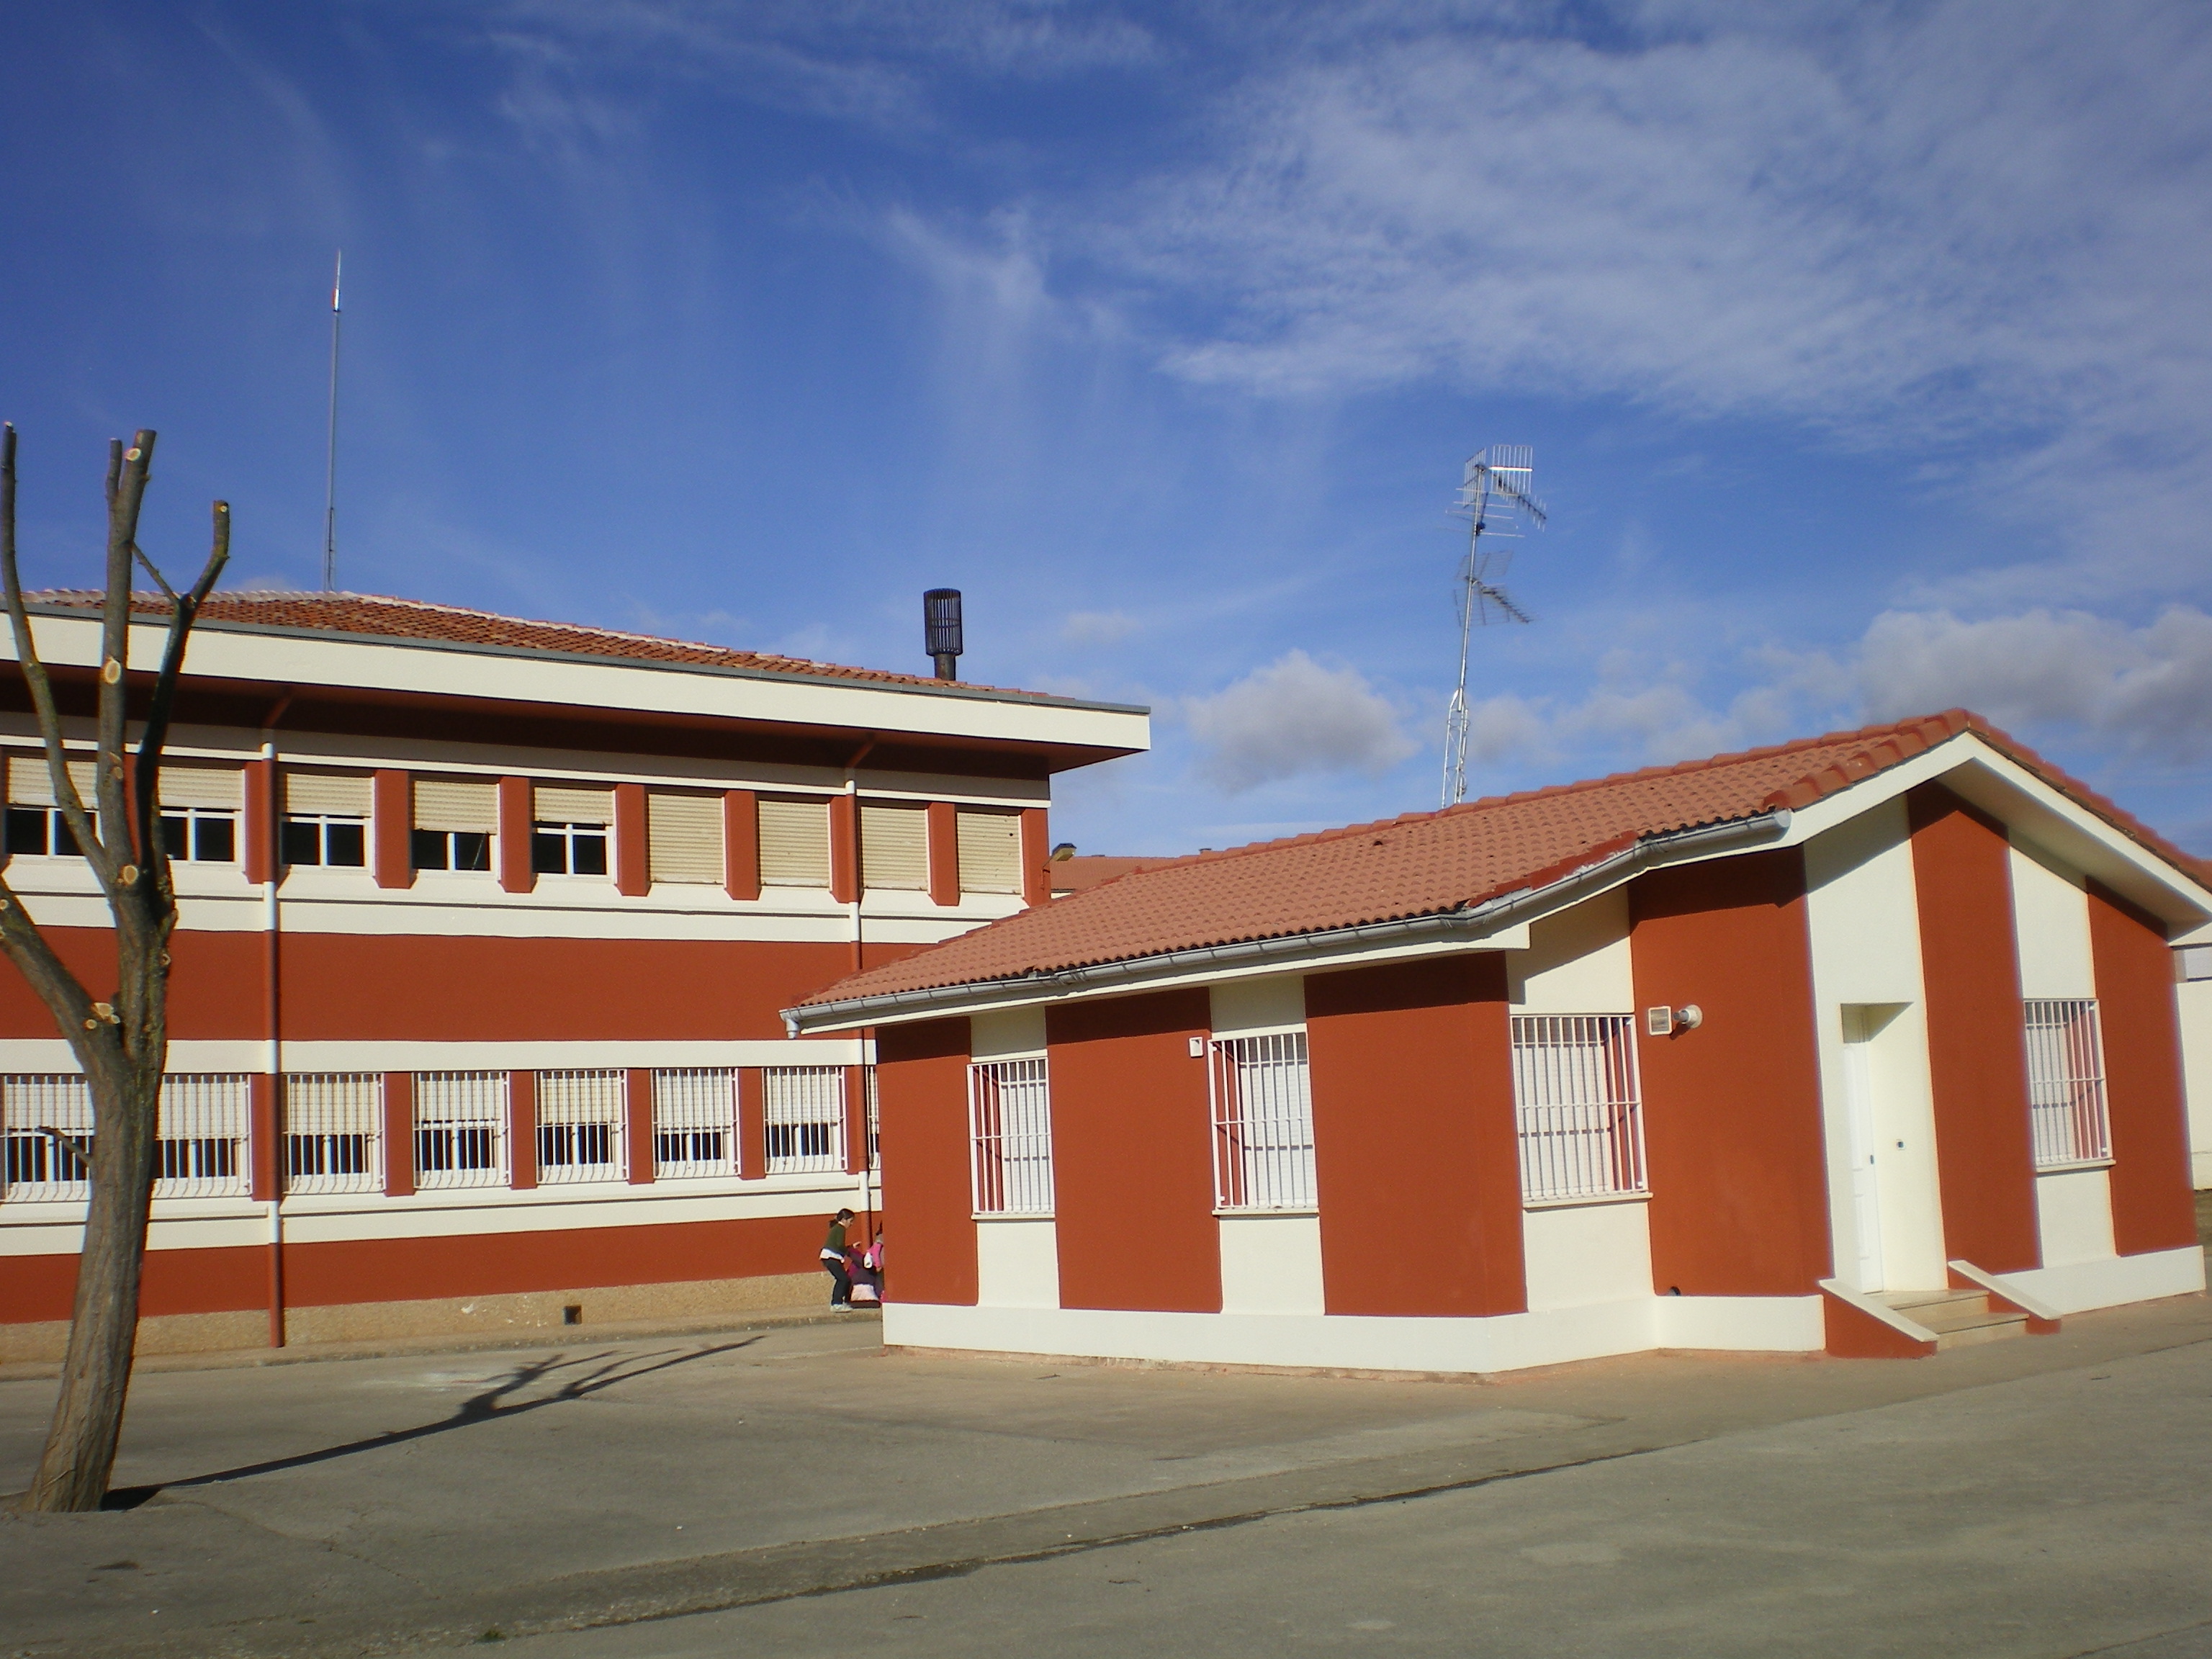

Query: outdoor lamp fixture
1645,1004,1704,1037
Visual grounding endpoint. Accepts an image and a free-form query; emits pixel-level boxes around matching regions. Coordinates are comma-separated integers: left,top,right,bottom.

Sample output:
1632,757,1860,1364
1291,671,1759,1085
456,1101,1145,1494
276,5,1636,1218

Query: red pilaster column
829,795,859,904
249,1072,281,1201
843,1065,869,1174
509,1069,537,1190
383,1072,415,1197
498,777,536,894
614,783,649,896
626,1067,655,1184
2087,881,2198,1255
372,771,414,890
737,1068,766,1179
724,791,760,900
926,801,960,907
1019,808,1049,907
243,760,276,884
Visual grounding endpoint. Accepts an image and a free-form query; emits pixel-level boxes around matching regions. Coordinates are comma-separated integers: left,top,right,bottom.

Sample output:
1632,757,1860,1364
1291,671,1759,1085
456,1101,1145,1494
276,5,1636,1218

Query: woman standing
821,1208,857,1309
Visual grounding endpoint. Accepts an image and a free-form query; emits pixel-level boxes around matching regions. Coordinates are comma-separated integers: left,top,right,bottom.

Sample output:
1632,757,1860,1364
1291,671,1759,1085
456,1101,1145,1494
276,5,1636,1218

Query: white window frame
413,1071,508,1187
1511,1014,1648,1205
282,813,368,868
968,1056,1053,1215
158,805,240,865
534,1069,626,1182
284,1072,384,1194
763,1066,845,1174
531,821,610,878
2023,998,2112,1169
4,804,89,859
1208,1030,1316,1213
1,1074,94,1202
651,1068,737,1178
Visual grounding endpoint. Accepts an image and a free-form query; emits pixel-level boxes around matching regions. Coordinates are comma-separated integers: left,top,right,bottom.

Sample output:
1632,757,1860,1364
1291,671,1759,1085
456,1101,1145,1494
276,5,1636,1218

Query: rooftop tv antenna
1439,444,1544,808
322,251,341,592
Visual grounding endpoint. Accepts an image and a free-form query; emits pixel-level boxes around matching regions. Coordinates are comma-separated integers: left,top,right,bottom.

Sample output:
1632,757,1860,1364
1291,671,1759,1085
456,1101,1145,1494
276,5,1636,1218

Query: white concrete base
2034,1166,2117,1267
2001,1246,2206,1316
1522,1200,1652,1312
882,1292,1825,1376
974,1217,1060,1308
1218,1214,1325,1314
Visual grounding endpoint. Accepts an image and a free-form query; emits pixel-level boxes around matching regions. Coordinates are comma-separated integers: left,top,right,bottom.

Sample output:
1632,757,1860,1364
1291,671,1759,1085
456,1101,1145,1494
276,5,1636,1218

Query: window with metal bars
968,1056,1052,1215
651,1068,736,1177
1,1074,251,1201
284,1073,383,1193
2023,998,2111,1168
1,1074,93,1200
863,1066,880,1172
413,1071,508,1187
535,1069,626,1181
1208,1032,1316,1212
762,1066,844,1173
1510,1015,1647,1204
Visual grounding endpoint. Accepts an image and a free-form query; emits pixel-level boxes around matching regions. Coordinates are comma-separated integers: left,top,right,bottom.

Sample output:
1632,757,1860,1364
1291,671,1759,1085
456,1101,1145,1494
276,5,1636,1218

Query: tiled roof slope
800,710,2209,1007
28,590,1013,694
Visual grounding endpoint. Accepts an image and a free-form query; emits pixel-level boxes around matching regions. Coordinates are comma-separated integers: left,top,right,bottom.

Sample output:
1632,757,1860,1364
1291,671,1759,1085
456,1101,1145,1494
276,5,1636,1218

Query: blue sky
4,2,2208,856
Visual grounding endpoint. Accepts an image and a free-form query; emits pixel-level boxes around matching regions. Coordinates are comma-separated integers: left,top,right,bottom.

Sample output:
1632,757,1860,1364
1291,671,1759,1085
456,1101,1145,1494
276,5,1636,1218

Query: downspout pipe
784,809,1791,1035
260,693,292,1349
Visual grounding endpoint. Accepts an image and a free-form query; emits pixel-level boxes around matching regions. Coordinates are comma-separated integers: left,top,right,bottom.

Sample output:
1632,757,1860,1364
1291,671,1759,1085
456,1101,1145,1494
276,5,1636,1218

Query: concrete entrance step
1881,1288,2028,1349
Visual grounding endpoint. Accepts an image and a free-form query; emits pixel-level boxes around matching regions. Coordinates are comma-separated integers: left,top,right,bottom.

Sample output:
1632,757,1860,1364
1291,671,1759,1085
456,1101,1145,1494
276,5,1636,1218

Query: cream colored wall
2010,841,2096,999
2035,1167,2118,1267
971,1007,1048,1061
2180,974,2212,1188
975,1217,1061,1308
1802,797,1948,1292
1208,975,1306,1035
1511,888,1633,1013
1520,1200,1652,1311
1217,1214,1326,1313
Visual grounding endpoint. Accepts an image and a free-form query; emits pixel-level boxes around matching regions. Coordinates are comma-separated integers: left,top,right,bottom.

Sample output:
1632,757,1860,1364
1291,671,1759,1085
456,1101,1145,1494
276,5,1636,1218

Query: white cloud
1184,649,1417,792
1062,608,1137,645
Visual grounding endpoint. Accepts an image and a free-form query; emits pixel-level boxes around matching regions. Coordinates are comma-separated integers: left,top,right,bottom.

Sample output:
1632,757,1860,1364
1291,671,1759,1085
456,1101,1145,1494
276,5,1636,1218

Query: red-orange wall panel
1629,848,1834,1296
1907,784,2040,1273
1,1246,268,1323
0,927,265,1041
1305,956,1524,1316
874,1017,977,1306
1046,990,1220,1313
2087,881,2198,1255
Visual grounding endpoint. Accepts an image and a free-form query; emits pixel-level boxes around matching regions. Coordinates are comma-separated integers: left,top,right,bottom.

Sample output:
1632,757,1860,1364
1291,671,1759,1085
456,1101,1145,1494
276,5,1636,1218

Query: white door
1841,1007,1884,1293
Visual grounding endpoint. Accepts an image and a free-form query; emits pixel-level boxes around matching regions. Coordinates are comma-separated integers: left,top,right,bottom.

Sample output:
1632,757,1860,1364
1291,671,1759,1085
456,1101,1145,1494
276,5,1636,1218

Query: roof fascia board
1776,733,2212,928
786,809,1791,1035
12,607,1151,753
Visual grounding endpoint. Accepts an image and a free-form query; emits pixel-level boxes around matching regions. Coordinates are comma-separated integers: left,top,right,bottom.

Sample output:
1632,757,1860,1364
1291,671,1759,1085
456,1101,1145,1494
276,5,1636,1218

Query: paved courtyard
1,1282,2208,1658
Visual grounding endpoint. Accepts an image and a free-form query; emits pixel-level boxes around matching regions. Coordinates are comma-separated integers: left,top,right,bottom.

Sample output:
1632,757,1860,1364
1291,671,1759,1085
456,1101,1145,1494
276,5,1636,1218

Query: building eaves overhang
783,809,1792,1035
6,602,1151,766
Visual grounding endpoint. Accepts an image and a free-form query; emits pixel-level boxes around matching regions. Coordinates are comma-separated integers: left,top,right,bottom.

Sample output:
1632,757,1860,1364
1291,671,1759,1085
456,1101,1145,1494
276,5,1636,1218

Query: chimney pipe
924,588,963,681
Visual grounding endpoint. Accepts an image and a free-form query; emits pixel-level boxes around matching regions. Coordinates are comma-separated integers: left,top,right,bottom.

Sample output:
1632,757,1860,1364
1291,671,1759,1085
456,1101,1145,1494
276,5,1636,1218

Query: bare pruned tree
0,426,228,1511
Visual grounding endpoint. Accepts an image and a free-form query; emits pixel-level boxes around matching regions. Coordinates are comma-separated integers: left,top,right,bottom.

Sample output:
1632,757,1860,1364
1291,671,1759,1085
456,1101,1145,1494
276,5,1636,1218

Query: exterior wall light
1645,1004,1705,1036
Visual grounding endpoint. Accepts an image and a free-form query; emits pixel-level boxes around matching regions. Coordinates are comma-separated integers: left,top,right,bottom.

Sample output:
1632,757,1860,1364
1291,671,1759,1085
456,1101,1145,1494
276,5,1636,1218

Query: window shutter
956,809,1022,894
284,770,372,817
757,797,831,887
157,766,243,809
647,792,721,884
7,752,99,806
413,778,498,832
534,784,614,825
859,802,927,891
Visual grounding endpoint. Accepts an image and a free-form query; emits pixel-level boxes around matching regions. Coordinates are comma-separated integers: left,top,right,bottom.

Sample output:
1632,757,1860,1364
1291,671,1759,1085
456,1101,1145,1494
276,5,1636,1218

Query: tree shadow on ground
102,1339,763,1509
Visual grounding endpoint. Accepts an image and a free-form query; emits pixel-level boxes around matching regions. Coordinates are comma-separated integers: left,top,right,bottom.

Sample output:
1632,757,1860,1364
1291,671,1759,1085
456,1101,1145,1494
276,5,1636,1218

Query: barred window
1511,1015,1647,1204
285,1073,383,1194
763,1066,845,1173
413,1071,508,1187
969,1057,1051,1214
535,1069,626,1182
1208,1032,1315,1212
1,1074,93,1201
2023,999,2111,1167
2,1074,251,1202
652,1068,737,1177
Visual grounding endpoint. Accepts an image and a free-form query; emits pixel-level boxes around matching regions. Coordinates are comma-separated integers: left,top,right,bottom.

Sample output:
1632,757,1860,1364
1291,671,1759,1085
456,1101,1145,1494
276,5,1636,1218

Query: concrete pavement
1,1283,2208,1657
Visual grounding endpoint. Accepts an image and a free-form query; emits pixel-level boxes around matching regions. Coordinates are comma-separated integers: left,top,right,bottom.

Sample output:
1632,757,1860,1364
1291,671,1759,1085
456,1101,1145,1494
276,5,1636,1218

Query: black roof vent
924,588,963,680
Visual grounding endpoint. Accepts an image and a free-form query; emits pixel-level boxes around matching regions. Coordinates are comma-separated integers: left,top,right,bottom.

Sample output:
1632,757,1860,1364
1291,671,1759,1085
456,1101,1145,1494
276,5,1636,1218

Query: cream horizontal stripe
0,1038,872,1071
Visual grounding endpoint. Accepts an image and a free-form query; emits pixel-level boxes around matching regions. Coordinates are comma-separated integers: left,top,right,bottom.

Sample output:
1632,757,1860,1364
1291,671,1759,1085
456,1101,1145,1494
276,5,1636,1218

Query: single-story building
787,711,2210,1372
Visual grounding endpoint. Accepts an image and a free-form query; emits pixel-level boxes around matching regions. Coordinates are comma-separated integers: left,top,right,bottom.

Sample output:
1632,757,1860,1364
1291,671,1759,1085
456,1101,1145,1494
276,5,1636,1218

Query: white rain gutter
783,808,1791,1035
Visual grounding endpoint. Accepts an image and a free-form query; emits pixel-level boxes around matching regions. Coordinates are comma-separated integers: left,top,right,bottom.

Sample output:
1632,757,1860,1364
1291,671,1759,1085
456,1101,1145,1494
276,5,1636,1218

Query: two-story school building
0,591,1147,1359
790,712,2208,1375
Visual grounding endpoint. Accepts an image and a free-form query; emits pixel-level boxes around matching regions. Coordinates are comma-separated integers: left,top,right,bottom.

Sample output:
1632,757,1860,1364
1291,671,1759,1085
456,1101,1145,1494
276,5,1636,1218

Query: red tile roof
799,711,2209,1009
28,590,1032,696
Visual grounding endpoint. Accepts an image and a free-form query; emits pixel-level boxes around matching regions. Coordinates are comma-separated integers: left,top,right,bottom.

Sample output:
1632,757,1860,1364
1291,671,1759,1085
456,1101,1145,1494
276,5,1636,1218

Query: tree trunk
26,1059,161,1510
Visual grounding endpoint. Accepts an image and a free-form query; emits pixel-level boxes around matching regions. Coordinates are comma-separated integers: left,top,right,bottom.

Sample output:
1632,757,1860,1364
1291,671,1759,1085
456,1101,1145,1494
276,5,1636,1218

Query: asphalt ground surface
1,1275,2208,1658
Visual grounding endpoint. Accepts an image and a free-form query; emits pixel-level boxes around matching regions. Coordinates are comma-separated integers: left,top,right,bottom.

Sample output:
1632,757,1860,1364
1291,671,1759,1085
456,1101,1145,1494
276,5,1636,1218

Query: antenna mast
1440,444,1544,808
323,251,342,593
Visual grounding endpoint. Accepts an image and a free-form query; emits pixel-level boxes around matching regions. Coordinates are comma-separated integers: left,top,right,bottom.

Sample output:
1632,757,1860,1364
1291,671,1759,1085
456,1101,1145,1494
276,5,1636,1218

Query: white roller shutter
157,765,242,809
957,809,1022,894
758,796,831,888
648,792,721,884
413,778,498,832
860,802,927,891
534,784,614,825
8,752,99,806
284,770,372,817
